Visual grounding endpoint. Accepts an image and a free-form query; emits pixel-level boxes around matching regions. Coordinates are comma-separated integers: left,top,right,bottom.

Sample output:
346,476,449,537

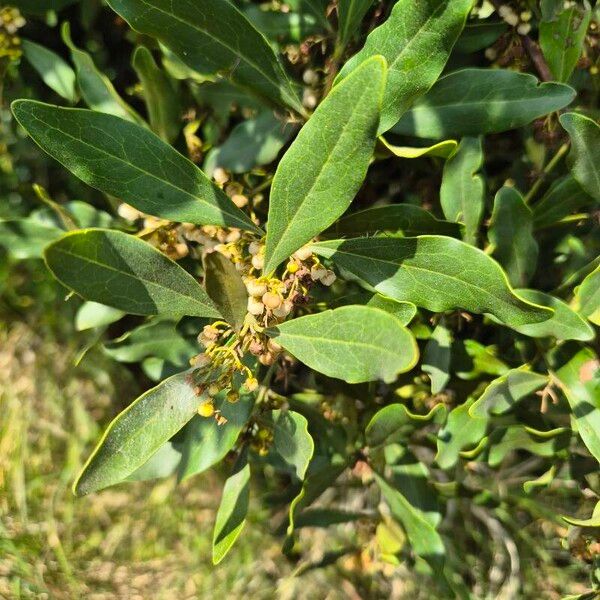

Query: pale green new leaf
469,367,549,417
264,56,386,273
21,39,77,103
0,218,63,259
132,46,181,143
61,23,144,124
75,301,125,331
423,318,452,394
74,370,200,495
393,69,576,138
489,187,539,287
330,204,460,238
267,305,418,384
560,113,600,202
379,137,458,159
576,266,600,325
212,455,250,564
204,252,248,331
44,229,220,318
272,409,314,480
106,0,303,114
337,0,374,47
440,137,484,245
12,100,258,232
512,289,594,341
337,0,472,134
540,4,591,82
553,345,600,463
311,236,552,328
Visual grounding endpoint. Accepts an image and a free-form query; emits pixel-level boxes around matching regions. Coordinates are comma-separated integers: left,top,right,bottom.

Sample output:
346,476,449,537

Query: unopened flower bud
310,266,327,281
262,291,282,310
320,270,337,286
246,279,268,297
293,246,313,261
198,401,215,418
247,296,265,316
251,254,264,270
213,167,229,185
225,229,241,243
244,377,259,392
248,241,262,255
287,260,300,274
231,194,248,208
272,299,294,319
117,203,143,221
249,339,264,355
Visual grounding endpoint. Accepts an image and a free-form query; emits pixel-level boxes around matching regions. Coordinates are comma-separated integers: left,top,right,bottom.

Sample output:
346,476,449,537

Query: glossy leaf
379,137,458,159
44,229,220,318
423,319,452,394
540,4,591,82
268,305,418,383
435,397,488,469
311,236,552,328
337,0,374,47
106,0,304,114
533,175,594,229
272,409,314,480
132,46,181,143
178,396,254,481
12,100,258,232
469,367,549,417
205,111,295,175
74,371,200,495
553,345,600,463
560,113,600,202
103,320,195,364
330,204,461,238
212,455,250,564
489,187,539,287
204,251,248,331
337,0,472,134
22,39,77,103
512,289,594,341
576,266,600,326
440,137,484,245
374,473,445,569
61,23,143,124
264,56,386,273
393,69,576,138
75,301,125,331
366,403,446,447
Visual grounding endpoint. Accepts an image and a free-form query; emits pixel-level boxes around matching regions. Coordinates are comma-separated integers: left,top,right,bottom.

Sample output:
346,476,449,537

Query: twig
524,142,570,205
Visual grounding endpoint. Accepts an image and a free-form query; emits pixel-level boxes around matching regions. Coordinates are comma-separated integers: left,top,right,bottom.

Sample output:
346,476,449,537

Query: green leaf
423,318,452,394
12,100,258,232
264,56,386,273
540,4,591,82
61,23,144,124
311,236,553,328
469,367,549,418
126,440,183,482
204,252,248,331
379,137,458,159
272,409,314,480
21,39,77,104
563,502,600,527
366,295,417,326
435,397,488,469
366,403,446,447
73,370,201,495
268,305,418,383
132,46,181,143
0,219,63,259
103,320,195,364
374,473,445,569
337,0,472,134
75,301,125,331
178,396,254,481
44,229,220,318
533,175,594,230
489,187,539,287
212,454,250,565
454,20,507,53
393,69,576,138
244,5,322,43
440,137,485,245
205,111,295,175
329,204,461,238
511,289,594,341
106,0,304,114
560,113,600,202
553,345,600,463
337,0,374,47
576,266,600,326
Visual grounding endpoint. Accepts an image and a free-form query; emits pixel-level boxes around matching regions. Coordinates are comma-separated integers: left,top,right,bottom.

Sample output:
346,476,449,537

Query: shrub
2,0,600,595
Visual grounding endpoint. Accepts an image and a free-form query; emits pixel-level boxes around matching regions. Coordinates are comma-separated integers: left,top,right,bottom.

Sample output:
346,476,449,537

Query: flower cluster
0,7,25,61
